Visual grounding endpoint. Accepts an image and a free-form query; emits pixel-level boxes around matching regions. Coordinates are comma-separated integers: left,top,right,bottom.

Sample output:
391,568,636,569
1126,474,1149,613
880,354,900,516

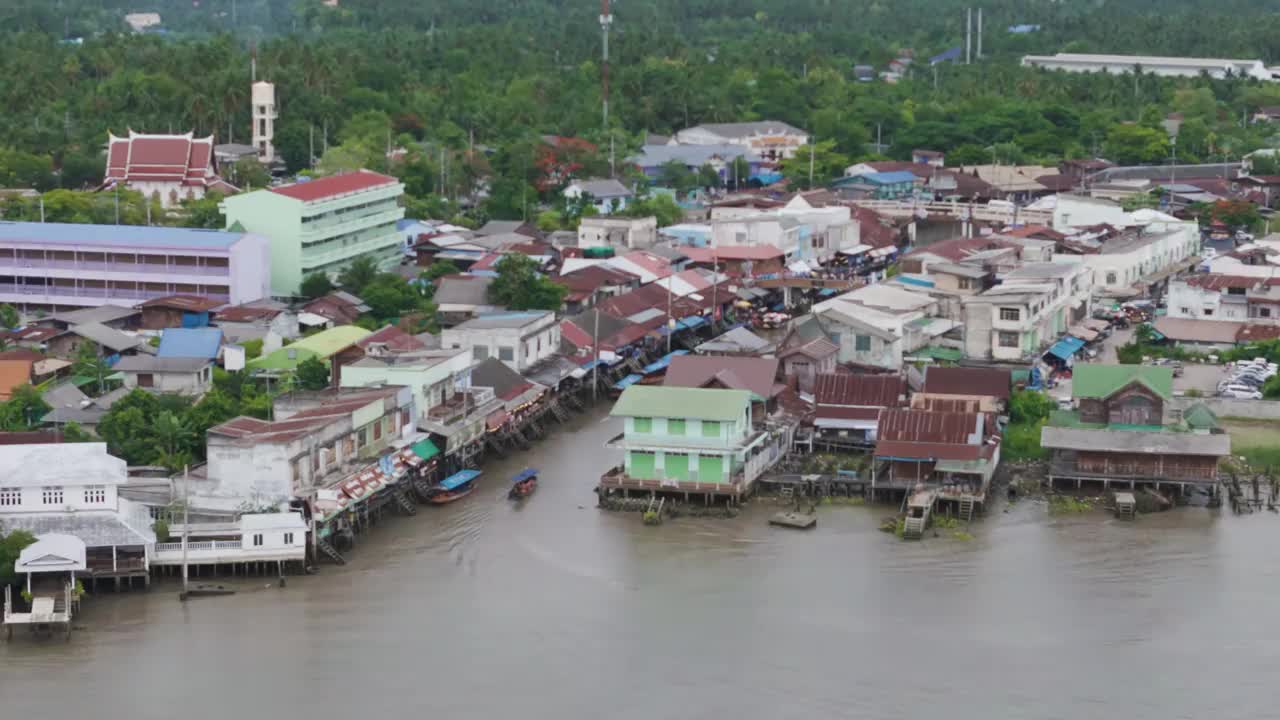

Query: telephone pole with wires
600,0,613,127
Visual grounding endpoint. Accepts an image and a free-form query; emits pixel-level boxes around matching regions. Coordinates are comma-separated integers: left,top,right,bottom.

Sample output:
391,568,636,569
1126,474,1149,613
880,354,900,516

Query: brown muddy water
2,407,1277,720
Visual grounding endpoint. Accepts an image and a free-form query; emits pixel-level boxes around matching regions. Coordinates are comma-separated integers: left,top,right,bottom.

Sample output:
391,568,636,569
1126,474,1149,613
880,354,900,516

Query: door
629,451,656,479
137,373,154,388
698,455,724,483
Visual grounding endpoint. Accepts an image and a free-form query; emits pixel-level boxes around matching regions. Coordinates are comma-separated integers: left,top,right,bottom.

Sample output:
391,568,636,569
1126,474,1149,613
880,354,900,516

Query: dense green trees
488,254,567,311
0,1,1278,227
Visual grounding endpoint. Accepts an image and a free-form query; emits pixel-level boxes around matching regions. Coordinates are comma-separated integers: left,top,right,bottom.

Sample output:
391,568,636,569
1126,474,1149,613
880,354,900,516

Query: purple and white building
0,222,271,310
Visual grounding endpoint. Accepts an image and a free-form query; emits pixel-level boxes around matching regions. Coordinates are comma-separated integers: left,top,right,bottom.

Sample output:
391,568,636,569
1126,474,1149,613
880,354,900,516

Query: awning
788,260,811,274
1045,335,1086,360
1084,318,1111,332
439,469,481,491
1068,325,1099,342
613,373,643,390
410,438,440,462
935,458,989,474
869,246,897,258
298,311,330,327
838,244,873,256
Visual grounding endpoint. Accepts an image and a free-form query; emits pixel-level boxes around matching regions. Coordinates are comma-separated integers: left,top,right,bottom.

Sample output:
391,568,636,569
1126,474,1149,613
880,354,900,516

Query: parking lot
1047,325,1227,400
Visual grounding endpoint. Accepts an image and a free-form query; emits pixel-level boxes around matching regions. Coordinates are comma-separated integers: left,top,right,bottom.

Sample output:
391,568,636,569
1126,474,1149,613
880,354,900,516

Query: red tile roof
905,236,1020,263
215,304,283,323
553,264,638,293
270,170,399,202
1183,274,1267,291
922,367,1011,401
1000,224,1065,241
104,131,228,190
664,355,780,399
357,326,426,353
140,294,224,312
874,408,989,461
1236,323,1280,343
814,374,906,421
681,245,786,263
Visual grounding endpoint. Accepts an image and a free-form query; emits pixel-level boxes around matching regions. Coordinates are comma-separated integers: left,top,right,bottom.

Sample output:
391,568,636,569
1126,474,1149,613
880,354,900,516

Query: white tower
251,80,277,163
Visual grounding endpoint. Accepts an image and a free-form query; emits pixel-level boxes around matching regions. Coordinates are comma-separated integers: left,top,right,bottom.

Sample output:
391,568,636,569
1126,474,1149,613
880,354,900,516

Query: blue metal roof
930,46,963,64
156,327,223,359
511,468,538,484
0,222,246,250
439,469,481,491
613,373,643,390
643,349,690,374
859,171,917,184
1045,335,1086,360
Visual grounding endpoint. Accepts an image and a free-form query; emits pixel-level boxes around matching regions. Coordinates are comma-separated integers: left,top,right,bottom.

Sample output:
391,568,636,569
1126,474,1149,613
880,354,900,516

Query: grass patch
951,531,975,541
1221,418,1280,469
932,516,961,529
1049,496,1092,514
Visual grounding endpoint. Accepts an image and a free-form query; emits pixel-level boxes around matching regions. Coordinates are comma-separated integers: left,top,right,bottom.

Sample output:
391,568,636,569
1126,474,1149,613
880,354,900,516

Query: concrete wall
227,233,273,305
222,191,303,297
1170,396,1280,420
123,367,211,394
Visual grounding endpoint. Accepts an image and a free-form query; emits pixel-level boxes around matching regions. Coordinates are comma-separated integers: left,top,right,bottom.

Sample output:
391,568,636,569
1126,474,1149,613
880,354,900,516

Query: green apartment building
605,386,763,488
221,170,405,297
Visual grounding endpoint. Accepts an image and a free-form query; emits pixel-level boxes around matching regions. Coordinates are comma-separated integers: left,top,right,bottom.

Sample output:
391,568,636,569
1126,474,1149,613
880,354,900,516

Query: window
854,335,872,351
373,419,383,440
283,532,294,545
1180,307,1191,315
83,485,106,504
499,346,515,362
702,421,721,438
1228,287,1246,296
1204,309,1214,317
473,346,489,360
999,307,1020,322
668,419,686,435
998,331,1019,348
1261,307,1273,318
0,487,19,506
634,417,652,433
1106,272,1118,285
958,278,974,290
358,428,369,447
252,534,264,547
42,486,63,505
137,373,154,388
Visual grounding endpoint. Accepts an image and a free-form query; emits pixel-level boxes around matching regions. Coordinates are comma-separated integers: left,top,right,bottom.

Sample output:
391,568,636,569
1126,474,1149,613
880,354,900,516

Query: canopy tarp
439,469,481,491
1045,335,1086,360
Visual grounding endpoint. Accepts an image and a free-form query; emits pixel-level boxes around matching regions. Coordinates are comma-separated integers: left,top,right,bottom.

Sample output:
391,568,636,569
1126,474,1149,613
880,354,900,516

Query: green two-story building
603,385,768,500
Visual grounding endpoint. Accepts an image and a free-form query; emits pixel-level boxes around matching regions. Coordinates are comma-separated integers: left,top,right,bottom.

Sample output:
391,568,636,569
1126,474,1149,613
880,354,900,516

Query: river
2,407,1277,720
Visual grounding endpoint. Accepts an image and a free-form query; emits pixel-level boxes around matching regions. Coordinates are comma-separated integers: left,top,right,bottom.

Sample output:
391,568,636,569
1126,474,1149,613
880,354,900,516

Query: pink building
0,222,271,311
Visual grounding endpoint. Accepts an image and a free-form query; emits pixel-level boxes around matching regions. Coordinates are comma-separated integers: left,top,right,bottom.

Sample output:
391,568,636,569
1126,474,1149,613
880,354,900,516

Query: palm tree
153,411,194,472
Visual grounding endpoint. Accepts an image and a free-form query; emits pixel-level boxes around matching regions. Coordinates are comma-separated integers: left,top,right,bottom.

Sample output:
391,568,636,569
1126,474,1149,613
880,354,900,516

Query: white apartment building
1084,223,1200,294
1022,53,1276,81
962,261,1093,360
813,284,954,369
440,311,559,372
0,443,155,577
578,216,658,250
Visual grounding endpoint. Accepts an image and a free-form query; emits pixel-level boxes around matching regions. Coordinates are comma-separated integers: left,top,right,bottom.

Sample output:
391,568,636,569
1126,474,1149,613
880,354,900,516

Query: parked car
1220,385,1263,399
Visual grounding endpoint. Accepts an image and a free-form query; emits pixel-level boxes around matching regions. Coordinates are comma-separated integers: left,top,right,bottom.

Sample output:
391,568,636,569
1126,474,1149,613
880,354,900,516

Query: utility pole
808,138,816,189
965,9,972,65
181,465,190,597
309,124,314,169
600,0,613,127
665,284,673,354
592,309,600,405
977,8,983,60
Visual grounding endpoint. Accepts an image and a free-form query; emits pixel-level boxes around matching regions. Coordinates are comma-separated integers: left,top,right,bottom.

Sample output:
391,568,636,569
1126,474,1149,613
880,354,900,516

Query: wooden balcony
598,465,745,498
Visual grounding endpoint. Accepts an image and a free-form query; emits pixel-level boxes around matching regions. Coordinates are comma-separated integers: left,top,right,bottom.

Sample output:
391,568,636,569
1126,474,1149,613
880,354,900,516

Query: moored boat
428,469,481,504
509,467,539,499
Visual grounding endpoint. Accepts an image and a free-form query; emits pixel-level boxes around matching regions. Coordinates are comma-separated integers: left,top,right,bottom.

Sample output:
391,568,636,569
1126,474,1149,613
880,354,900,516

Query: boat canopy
439,469,482,491
511,468,539,484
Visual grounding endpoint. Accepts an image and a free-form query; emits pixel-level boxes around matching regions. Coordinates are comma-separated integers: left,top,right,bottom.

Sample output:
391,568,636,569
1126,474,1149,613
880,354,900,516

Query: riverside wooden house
601,386,788,504
1040,365,1230,490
